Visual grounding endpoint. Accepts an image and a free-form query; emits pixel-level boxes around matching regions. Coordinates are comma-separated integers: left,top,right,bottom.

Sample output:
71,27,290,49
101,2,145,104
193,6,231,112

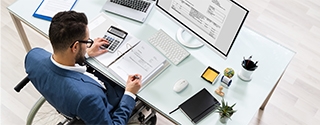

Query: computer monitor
155,0,249,58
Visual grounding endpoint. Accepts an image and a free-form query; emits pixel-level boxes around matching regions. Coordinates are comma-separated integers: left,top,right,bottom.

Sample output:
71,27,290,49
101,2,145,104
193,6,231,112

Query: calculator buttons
102,34,124,52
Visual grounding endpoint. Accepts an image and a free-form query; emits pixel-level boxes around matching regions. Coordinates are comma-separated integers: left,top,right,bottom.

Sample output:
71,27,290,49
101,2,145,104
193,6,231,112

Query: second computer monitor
156,0,249,58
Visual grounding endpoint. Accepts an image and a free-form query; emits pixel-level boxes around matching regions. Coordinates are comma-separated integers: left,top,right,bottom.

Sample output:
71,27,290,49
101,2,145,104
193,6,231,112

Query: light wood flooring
1,0,320,124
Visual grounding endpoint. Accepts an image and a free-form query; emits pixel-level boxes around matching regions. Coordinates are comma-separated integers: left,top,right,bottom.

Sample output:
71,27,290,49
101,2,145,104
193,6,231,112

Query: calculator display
107,26,127,39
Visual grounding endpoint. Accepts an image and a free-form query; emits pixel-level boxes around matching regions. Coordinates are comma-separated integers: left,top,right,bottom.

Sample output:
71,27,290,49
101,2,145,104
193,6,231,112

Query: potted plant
216,99,236,123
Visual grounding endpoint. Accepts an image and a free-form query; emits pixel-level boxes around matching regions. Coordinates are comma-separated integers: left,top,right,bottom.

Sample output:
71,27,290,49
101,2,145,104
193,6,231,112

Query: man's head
49,11,91,65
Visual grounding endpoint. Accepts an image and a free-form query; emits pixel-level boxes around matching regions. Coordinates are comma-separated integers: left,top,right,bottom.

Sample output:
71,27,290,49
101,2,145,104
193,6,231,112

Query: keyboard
110,0,151,12
148,29,190,65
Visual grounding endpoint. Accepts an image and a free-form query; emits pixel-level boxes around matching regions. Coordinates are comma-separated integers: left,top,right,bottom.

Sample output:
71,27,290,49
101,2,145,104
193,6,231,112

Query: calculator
100,26,128,53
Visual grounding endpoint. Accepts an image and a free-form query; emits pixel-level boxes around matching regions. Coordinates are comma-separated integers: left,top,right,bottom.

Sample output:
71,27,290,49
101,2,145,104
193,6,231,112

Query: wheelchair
14,68,157,125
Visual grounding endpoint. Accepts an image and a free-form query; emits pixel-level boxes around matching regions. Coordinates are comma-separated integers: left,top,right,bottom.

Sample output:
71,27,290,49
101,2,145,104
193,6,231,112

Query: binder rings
175,88,220,124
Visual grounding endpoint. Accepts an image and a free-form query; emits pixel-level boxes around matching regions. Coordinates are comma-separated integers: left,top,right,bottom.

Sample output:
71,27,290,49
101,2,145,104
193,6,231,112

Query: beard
75,46,86,66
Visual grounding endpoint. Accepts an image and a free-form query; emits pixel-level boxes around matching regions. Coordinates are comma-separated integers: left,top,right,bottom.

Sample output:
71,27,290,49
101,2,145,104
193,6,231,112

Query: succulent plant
216,99,236,119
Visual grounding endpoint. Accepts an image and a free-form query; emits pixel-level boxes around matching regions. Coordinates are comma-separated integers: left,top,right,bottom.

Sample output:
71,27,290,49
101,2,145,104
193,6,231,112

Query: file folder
33,0,77,21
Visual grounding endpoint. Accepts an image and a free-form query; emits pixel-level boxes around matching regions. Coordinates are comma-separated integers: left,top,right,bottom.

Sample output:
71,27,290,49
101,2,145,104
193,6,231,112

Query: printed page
94,35,140,67
108,41,167,85
35,0,77,18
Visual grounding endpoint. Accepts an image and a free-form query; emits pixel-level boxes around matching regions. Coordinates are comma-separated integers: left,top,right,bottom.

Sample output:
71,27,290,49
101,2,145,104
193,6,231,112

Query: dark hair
49,11,88,51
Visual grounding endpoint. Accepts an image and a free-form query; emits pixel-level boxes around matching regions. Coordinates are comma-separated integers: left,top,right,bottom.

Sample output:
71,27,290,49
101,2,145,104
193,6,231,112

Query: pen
245,55,252,68
117,66,140,80
243,56,258,71
169,106,179,114
245,59,250,68
133,75,140,80
106,43,139,68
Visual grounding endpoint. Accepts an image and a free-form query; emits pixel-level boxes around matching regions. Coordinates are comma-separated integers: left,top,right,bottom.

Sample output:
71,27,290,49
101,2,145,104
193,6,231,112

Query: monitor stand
176,28,204,48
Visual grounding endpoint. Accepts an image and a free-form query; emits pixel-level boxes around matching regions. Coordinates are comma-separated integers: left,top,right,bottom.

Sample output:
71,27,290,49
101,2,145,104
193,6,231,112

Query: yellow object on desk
201,66,220,84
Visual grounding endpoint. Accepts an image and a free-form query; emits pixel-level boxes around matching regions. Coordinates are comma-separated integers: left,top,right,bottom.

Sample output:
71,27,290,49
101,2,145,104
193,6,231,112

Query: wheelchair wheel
27,96,67,125
145,115,157,125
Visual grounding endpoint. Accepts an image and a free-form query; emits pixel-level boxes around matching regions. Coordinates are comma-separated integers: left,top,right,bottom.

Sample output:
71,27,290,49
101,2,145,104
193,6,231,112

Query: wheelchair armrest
66,118,85,125
14,76,30,92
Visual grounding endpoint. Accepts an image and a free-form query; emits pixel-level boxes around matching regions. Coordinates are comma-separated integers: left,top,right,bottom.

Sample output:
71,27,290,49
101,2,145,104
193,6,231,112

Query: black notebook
179,88,220,124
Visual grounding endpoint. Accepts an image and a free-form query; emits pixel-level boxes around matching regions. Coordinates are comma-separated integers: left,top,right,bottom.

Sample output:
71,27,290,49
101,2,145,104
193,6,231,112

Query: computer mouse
173,79,189,93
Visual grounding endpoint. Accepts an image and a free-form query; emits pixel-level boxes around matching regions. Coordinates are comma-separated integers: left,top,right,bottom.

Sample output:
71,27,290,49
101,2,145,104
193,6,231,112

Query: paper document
108,41,168,86
94,35,141,67
88,12,170,92
33,0,77,21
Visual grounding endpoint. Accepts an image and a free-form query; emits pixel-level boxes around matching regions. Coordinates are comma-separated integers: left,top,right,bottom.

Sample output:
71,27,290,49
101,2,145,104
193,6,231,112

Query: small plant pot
216,99,236,124
219,116,229,123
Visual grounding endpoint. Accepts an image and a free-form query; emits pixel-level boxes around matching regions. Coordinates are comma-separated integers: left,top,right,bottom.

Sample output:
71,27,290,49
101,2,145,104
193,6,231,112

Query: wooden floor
1,0,320,124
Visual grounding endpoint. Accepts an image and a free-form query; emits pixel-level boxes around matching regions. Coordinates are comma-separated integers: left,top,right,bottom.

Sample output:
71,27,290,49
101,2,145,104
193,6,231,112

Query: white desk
8,0,295,124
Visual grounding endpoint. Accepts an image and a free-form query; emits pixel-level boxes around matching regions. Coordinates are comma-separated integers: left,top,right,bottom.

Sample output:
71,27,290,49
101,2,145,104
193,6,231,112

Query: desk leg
10,12,31,52
260,73,284,110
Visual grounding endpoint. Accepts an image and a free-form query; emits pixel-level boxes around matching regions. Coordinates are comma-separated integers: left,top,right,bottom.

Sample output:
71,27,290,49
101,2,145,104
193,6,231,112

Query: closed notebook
179,88,220,124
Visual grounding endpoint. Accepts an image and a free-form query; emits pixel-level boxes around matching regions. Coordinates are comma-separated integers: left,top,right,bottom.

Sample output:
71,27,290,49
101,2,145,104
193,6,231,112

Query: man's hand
125,74,142,94
86,37,109,57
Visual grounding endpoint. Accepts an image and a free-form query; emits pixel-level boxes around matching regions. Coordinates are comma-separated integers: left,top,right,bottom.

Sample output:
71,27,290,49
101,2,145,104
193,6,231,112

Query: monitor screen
156,0,249,58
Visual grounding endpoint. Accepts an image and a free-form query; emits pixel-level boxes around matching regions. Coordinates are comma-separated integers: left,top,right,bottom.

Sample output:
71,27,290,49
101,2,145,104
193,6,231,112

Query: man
25,11,142,124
